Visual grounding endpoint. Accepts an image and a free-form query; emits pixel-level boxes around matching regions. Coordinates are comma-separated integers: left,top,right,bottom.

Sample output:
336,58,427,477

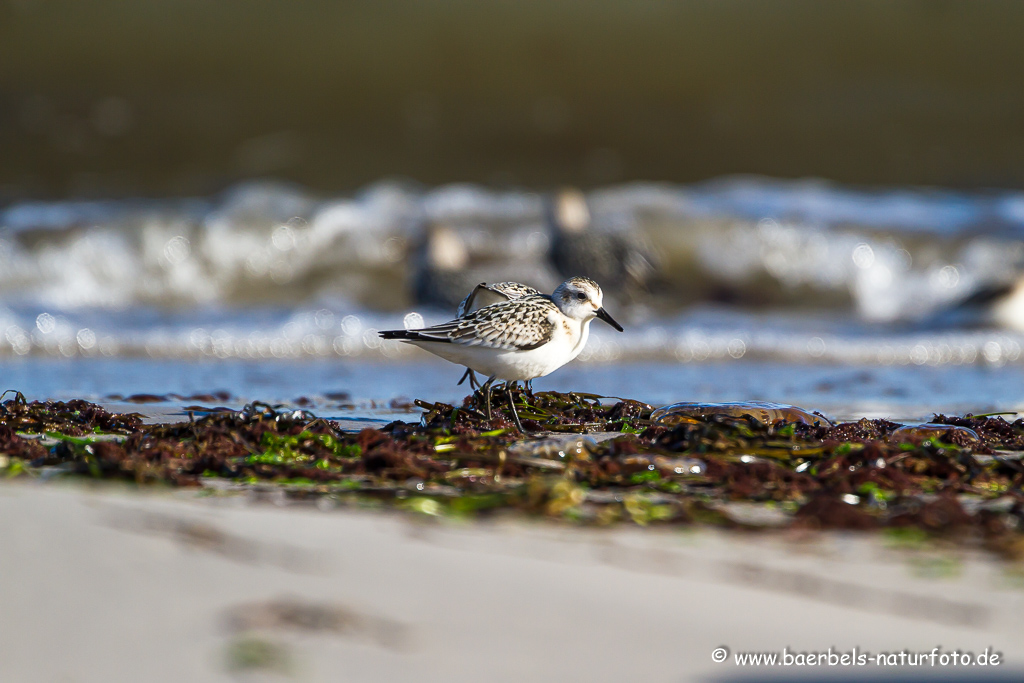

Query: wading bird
380,277,623,431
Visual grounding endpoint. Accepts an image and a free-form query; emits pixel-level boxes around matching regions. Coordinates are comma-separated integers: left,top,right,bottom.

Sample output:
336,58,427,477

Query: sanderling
941,277,1024,331
410,222,474,310
547,188,657,297
380,276,623,431
455,281,542,391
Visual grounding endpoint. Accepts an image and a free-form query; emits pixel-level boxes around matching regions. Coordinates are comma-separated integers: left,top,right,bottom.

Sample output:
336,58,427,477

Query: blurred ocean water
4,177,1024,413
3,178,1024,361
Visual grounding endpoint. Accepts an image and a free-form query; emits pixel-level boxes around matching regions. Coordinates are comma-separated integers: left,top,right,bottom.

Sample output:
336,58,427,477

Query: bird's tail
379,329,414,340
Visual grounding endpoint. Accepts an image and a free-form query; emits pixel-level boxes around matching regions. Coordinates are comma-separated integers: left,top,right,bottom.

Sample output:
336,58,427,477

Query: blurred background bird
409,221,475,311
933,271,1024,332
410,216,558,311
547,188,659,306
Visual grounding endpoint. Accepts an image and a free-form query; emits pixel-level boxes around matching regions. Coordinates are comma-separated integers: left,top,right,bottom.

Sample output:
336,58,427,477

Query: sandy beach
1,481,1021,682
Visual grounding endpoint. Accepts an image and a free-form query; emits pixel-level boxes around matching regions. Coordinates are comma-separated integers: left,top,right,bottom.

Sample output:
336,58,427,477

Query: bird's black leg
505,384,525,433
525,379,534,394
457,368,482,391
482,376,496,422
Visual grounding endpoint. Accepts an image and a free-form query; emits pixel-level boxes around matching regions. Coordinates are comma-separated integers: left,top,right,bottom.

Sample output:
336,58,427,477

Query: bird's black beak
596,307,624,332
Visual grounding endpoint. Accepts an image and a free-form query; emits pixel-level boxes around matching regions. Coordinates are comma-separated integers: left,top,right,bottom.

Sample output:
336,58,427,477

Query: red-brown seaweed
3,389,1024,558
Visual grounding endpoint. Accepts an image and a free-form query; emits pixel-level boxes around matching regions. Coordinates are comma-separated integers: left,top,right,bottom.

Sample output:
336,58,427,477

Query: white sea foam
4,177,1024,364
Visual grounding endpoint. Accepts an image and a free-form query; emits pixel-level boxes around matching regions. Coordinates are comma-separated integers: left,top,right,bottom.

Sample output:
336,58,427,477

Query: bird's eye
576,292,587,301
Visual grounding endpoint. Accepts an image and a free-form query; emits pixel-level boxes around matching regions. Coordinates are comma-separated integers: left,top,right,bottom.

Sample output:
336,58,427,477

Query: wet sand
1,482,1022,682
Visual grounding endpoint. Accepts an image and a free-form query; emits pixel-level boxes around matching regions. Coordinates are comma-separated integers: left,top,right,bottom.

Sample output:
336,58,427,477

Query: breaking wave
4,177,1024,365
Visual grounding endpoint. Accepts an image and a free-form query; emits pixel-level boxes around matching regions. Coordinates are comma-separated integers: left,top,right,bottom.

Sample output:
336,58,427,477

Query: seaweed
0,390,143,435
4,390,1024,558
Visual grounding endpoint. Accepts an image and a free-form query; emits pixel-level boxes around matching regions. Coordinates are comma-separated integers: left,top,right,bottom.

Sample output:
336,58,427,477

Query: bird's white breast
404,312,590,381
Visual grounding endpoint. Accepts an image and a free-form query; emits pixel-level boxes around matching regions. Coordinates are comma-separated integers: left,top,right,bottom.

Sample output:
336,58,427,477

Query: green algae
224,636,293,674
250,430,362,466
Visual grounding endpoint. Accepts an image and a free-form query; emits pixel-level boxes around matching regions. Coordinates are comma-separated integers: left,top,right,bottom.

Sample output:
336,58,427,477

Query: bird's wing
456,283,490,318
458,283,510,317
457,282,543,316
391,297,557,351
450,298,556,350
489,282,544,299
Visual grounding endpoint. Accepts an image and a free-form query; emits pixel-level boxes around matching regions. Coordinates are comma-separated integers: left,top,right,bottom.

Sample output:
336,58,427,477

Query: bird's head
552,277,623,331
425,223,468,271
